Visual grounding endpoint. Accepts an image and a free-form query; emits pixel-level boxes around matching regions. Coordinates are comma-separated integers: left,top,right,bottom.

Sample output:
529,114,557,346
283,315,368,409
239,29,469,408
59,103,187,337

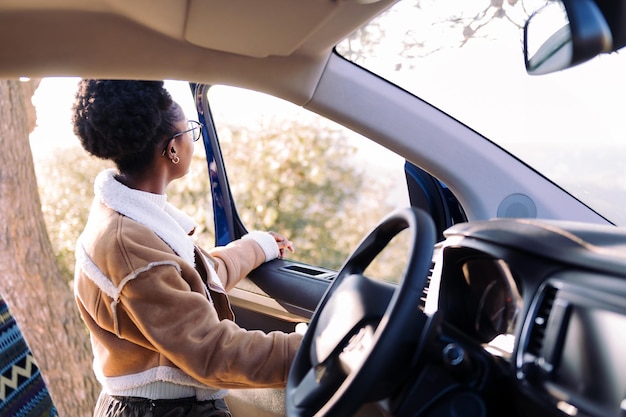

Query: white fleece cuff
242,231,279,262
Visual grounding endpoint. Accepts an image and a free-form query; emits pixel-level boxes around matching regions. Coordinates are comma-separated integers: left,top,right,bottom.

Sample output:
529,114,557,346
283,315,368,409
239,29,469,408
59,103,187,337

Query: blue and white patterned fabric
0,296,58,417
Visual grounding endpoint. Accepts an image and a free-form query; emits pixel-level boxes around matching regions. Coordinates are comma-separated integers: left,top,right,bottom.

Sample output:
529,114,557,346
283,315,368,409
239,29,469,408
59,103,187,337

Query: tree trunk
0,79,99,417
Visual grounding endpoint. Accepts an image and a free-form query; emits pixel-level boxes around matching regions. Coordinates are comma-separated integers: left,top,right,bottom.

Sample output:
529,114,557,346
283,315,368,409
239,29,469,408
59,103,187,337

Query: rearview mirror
524,0,612,75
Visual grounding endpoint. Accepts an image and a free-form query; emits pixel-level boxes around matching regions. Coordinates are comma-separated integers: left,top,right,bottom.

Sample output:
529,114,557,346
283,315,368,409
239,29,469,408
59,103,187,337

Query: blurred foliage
34,148,111,280
218,116,398,272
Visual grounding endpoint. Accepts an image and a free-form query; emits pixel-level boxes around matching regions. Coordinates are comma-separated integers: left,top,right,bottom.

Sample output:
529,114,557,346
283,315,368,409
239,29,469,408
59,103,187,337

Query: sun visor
184,0,339,58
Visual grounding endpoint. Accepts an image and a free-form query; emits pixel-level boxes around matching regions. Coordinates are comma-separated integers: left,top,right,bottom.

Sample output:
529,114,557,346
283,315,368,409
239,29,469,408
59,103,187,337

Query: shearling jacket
74,169,302,401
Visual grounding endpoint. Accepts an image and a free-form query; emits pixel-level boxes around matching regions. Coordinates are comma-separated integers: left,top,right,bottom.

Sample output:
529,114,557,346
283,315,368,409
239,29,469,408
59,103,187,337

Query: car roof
0,0,396,104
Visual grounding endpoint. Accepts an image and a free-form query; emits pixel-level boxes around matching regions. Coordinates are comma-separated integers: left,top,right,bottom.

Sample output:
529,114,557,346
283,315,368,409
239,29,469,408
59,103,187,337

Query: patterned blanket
0,296,58,417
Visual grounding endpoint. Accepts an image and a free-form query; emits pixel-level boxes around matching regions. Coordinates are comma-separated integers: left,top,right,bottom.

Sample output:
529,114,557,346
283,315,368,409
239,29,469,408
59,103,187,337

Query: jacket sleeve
117,261,303,389
205,232,278,292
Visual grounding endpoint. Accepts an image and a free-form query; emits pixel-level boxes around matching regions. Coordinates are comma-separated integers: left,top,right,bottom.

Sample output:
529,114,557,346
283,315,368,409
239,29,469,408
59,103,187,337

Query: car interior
2,0,626,416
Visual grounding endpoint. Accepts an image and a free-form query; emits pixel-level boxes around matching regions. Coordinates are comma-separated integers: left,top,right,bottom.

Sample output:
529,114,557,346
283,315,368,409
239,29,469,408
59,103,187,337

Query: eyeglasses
172,120,203,142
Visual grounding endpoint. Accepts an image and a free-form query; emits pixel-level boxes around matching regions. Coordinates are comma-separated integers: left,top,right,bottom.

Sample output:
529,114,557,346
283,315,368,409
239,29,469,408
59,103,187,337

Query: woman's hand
268,231,295,258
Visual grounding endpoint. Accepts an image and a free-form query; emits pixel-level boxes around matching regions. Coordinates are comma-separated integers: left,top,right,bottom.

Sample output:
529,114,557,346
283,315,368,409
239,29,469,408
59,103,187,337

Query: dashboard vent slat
418,261,435,311
526,285,558,357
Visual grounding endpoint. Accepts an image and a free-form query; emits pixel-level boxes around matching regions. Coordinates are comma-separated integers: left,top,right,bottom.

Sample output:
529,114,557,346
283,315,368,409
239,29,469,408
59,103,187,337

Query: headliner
0,0,396,104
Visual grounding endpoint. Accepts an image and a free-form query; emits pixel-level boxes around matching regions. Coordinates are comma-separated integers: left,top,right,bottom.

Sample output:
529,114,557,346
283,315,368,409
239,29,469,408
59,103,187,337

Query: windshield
337,0,626,225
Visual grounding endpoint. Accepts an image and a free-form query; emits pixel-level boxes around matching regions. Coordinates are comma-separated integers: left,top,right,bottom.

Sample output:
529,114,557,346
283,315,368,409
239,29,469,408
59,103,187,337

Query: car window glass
207,85,410,280
364,228,413,284
336,0,626,225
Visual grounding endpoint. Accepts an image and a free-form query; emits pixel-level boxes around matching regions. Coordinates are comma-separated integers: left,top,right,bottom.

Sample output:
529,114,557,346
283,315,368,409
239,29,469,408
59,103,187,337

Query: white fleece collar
94,169,197,266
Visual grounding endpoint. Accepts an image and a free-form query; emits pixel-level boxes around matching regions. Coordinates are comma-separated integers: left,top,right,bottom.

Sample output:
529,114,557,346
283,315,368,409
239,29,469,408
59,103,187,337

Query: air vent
526,285,558,357
418,261,435,311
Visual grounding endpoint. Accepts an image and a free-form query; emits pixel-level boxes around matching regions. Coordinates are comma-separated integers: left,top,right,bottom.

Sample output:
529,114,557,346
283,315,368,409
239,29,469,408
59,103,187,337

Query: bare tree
0,79,98,417
338,0,542,68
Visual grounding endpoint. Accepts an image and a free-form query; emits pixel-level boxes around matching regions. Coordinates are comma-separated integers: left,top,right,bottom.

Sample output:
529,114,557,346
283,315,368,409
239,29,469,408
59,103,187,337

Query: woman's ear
162,138,176,158
162,139,180,165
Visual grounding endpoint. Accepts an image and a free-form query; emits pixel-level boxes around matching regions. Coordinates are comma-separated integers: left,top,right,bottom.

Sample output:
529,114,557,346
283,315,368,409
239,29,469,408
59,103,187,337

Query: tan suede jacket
74,170,302,400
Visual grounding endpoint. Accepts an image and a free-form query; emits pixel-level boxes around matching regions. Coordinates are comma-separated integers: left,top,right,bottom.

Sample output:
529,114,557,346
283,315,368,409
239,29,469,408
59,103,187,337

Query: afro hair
72,80,182,173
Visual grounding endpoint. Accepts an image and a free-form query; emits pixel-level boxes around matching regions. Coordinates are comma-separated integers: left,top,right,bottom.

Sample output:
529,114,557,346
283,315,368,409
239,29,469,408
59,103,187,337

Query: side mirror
524,0,612,75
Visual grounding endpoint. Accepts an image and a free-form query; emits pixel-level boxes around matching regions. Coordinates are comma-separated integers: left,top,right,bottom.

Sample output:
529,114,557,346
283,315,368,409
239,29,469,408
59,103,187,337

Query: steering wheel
286,207,436,417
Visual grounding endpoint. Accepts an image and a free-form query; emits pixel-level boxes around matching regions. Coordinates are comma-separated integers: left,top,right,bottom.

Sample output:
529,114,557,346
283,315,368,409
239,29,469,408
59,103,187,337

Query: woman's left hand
268,231,295,258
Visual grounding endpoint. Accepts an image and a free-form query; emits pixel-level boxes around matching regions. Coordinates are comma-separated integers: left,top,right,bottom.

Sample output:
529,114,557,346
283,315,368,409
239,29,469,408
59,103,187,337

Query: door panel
226,388,289,417
229,259,335,332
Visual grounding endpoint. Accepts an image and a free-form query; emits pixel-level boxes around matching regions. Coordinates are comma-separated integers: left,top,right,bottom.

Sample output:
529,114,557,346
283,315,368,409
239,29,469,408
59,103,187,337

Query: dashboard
424,218,626,417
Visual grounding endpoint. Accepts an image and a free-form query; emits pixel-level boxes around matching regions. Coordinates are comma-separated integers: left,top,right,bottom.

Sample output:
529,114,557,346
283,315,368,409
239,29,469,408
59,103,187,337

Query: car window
207,85,411,280
337,0,626,225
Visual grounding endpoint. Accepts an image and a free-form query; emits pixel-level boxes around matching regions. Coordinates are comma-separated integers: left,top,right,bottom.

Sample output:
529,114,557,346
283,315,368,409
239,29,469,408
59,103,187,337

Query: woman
72,80,302,417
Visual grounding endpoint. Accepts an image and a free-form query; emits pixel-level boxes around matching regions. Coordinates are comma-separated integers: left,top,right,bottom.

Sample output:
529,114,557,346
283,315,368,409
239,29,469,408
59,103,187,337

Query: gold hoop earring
172,156,180,164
